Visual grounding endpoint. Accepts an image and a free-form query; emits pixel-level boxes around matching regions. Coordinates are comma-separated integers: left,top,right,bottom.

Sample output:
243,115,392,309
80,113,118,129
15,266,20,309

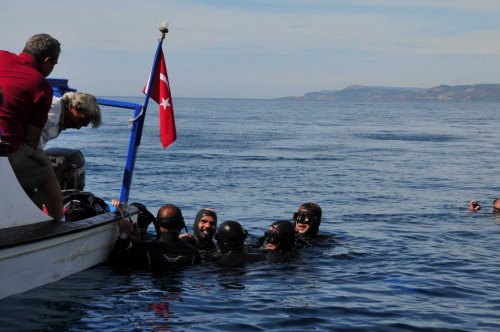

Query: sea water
0,98,499,331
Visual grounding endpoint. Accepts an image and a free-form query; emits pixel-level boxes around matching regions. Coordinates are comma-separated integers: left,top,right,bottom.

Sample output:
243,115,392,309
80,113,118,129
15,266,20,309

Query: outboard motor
45,147,108,221
46,147,85,190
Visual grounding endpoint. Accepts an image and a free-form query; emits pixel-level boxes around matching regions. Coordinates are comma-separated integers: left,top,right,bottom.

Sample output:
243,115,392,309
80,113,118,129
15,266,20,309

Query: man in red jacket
0,33,63,220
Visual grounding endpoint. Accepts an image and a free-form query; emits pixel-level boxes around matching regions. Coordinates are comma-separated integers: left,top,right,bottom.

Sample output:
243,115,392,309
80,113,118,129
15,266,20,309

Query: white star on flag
160,97,171,109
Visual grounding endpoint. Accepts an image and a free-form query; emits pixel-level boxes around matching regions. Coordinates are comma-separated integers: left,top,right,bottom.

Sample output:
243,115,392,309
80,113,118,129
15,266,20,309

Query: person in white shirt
39,92,101,148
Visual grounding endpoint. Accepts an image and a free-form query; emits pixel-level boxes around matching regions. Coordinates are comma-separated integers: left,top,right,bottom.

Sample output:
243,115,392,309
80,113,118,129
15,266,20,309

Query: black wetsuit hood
267,220,295,251
215,220,247,254
193,208,217,243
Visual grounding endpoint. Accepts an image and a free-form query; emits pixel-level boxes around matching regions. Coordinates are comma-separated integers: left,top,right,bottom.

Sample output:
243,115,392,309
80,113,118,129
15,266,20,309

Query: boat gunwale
0,206,138,250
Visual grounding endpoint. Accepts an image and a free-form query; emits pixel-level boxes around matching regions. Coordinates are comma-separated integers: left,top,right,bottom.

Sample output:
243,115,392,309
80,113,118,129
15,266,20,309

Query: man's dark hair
22,33,61,63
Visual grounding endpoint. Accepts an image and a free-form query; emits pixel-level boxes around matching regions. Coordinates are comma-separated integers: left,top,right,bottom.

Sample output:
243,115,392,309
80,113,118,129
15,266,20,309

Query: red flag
144,48,176,148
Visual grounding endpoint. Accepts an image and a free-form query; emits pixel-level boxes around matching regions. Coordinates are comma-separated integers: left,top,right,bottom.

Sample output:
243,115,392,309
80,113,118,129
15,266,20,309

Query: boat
0,23,174,299
0,79,147,300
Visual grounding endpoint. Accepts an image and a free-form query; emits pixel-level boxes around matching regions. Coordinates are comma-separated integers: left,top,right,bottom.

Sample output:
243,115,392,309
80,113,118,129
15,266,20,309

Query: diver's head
265,220,296,251
193,208,217,242
215,220,247,254
294,202,322,237
493,199,500,214
130,202,156,236
156,204,185,234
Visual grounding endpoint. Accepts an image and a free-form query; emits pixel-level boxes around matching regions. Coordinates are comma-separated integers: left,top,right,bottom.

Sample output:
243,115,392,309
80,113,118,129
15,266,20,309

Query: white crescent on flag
160,73,169,88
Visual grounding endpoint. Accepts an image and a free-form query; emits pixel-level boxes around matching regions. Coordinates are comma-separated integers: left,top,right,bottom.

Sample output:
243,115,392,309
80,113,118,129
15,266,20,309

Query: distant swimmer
468,199,500,214
495,199,500,214
469,200,481,211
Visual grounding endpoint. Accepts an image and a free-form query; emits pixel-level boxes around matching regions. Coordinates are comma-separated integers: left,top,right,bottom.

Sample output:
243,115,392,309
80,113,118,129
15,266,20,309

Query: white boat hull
0,83,144,300
0,216,119,299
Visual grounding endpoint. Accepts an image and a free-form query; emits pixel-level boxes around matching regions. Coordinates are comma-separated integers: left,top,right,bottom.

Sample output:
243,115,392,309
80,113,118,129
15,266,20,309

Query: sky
2,0,500,99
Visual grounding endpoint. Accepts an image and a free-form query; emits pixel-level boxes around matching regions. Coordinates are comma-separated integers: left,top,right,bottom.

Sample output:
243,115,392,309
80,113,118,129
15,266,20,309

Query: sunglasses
293,212,315,225
264,231,281,245
493,206,500,213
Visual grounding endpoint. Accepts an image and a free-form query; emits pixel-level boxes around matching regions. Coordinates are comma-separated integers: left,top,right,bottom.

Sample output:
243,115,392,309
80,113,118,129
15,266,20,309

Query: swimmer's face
295,221,312,235
265,226,280,250
198,216,216,237
294,210,315,235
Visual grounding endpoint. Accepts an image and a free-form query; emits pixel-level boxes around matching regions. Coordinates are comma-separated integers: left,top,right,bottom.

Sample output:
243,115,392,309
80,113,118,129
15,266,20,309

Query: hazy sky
2,0,500,98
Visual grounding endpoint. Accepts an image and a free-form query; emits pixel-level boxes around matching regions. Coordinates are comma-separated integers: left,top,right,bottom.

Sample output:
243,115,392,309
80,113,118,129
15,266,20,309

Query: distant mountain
279,84,500,102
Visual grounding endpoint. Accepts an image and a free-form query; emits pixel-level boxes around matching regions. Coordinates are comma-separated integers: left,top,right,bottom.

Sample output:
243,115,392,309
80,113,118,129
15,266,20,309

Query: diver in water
262,219,297,263
130,202,157,242
468,199,500,214
263,220,296,252
180,208,218,252
215,220,265,267
109,203,201,271
293,202,323,247
108,202,156,269
147,203,201,270
110,200,157,241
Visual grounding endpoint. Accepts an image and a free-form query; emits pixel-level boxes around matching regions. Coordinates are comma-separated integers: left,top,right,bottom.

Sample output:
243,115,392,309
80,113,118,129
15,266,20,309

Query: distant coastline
277,84,500,102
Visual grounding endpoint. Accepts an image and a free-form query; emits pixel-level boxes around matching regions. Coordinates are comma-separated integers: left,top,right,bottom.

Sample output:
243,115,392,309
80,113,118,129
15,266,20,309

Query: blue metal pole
118,28,167,203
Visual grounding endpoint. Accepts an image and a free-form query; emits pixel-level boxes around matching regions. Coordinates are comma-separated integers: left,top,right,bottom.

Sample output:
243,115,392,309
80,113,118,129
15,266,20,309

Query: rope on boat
128,105,145,128
116,203,132,222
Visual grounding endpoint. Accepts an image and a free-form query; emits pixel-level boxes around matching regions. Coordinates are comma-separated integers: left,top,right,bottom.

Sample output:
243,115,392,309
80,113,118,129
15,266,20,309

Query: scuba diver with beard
180,208,218,259
215,220,265,267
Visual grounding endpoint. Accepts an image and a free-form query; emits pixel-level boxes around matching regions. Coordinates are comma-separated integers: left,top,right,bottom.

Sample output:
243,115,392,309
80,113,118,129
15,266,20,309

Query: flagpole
118,21,169,204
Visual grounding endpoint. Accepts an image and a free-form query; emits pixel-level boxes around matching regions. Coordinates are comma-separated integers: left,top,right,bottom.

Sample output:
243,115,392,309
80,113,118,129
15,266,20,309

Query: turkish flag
144,48,176,148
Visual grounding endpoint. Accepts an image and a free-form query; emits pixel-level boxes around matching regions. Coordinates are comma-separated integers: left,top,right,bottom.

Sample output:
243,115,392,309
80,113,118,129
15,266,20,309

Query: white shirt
39,97,63,149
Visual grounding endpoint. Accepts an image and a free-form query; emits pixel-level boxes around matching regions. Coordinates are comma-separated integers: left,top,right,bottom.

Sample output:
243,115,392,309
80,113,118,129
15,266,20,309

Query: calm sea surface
1,98,500,331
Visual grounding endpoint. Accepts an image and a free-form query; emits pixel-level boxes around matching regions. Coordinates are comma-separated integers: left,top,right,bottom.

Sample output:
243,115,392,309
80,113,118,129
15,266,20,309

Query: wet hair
215,220,247,254
22,33,61,63
62,92,101,128
268,220,295,251
193,208,217,241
